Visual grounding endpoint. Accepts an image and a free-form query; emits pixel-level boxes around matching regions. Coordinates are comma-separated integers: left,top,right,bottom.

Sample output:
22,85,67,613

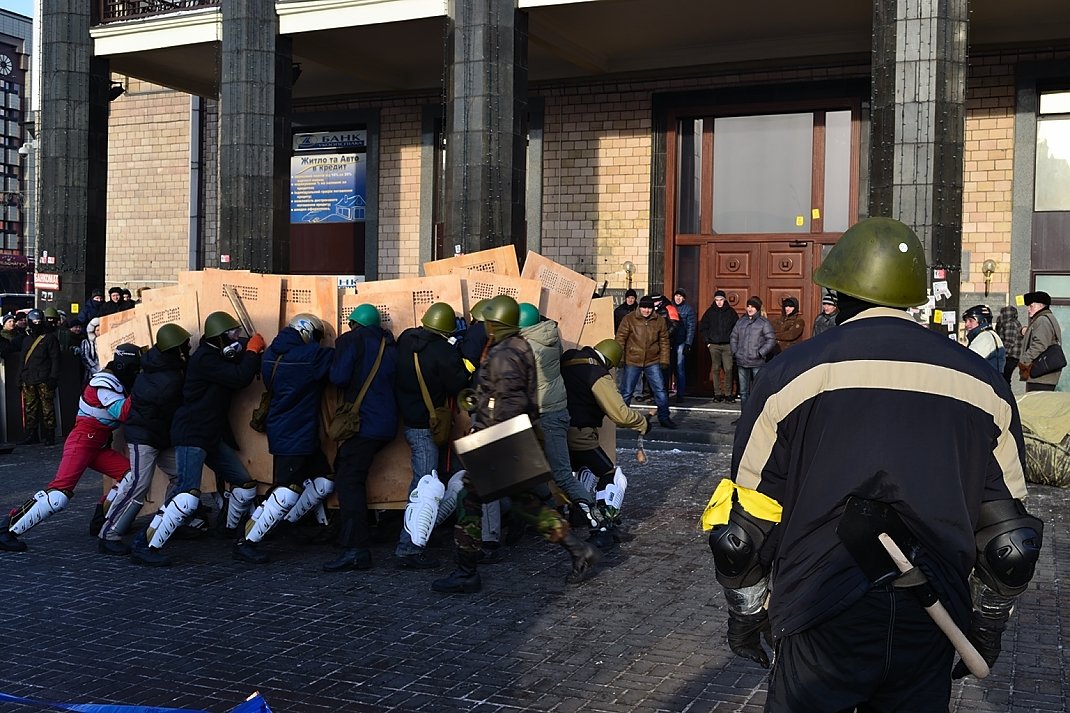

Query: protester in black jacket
613,289,638,332
98,324,191,560
18,309,61,445
699,290,739,402
393,302,472,569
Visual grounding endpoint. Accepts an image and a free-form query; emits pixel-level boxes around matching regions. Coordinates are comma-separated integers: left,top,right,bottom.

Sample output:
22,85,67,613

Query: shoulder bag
249,355,283,433
414,352,454,446
327,337,386,442
1029,314,1066,377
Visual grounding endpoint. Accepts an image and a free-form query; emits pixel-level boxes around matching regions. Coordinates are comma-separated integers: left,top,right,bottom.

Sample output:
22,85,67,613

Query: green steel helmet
813,217,928,308
348,304,381,328
203,310,241,339
482,295,520,329
593,338,623,368
155,323,191,352
42,307,60,320
421,302,457,335
518,302,540,328
470,299,490,322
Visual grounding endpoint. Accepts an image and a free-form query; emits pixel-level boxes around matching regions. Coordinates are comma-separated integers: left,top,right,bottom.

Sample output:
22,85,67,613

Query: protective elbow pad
974,499,1043,597
709,503,776,589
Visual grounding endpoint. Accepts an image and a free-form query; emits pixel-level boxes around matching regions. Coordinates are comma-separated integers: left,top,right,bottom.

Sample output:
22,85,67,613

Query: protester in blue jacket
322,305,400,572
236,314,335,564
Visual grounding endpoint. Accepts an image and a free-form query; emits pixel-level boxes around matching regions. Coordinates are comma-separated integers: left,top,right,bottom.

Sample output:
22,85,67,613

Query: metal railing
97,0,220,24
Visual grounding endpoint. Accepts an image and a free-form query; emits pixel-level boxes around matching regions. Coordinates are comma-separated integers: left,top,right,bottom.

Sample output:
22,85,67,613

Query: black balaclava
836,293,885,325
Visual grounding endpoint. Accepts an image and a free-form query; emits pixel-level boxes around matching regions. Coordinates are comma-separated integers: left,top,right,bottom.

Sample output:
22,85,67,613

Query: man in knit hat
812,293,839,337
729,296,776,409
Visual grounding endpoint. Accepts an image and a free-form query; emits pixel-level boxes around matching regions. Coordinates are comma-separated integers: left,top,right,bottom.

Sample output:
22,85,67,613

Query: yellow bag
415,353,454,446
250,355,282,433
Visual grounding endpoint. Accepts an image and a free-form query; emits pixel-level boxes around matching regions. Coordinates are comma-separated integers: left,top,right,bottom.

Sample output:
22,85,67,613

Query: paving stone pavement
0,429,1064,713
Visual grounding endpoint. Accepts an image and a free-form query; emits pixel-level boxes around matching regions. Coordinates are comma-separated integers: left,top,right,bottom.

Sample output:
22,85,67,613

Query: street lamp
623,260,634,290
982,259,997,297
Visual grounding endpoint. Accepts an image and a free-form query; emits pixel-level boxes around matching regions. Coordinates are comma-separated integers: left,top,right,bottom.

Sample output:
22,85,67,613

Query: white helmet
288,313,325,344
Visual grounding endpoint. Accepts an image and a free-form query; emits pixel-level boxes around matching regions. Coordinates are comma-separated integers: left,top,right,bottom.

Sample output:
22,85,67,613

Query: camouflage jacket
473,333,539,430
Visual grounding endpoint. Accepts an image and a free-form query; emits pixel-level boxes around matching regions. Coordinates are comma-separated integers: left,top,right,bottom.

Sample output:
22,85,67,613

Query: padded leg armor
952,499,1043,679
223,483,258,531
709,501,777,668
244,486,301,543
283,476,335,524
9,489,71,536
147,492,200,549
435,471,466,527
404,472,446,548
102,471,136,517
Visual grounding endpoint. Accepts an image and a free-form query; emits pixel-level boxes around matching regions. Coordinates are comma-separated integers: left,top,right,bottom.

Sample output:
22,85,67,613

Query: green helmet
518,302,540,328
482,295,520,329
155,323,191,352
593,338,623,368
348,304,380,328
470,299,490,322
421,302,457,335
813,217,928,308
42,307,60,320
203,310,241,339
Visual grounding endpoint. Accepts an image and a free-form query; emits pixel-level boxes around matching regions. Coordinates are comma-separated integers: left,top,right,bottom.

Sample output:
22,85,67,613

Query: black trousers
333,436,389,549
766,587,955,713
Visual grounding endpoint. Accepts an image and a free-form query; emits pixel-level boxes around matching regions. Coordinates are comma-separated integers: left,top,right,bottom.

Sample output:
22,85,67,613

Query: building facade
0,9,31,294
33,0,1070,391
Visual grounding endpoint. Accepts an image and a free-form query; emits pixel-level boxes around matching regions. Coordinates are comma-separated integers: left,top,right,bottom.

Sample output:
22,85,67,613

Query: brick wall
376,104,423,279
106,76,190,293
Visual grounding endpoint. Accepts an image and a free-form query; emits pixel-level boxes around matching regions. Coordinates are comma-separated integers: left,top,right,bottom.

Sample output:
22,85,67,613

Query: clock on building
0,54,12,76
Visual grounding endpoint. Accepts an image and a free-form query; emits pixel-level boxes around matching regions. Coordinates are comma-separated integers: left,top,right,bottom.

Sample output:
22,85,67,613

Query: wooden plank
460,273,543,319
423,246,520,278
578,296,615,348
96,307,152,360
279,275,341,343
142,292,201,348
520,251,597,350
341,275,464,340
197,270,284,487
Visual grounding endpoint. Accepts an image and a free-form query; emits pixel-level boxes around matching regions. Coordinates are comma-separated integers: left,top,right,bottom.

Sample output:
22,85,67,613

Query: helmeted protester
134,311,265,566
459,298,489,369
393,302,471,569
772,296,805,352
98,324,191,560
995,305,1024,385
963,304,1006,374
18,308,61,446
1019,290,1063,391
322,305,399,572
519,302,599,550
729,297,776,409
234,313,335,564
703,217,1041,710
699,290,739,402
0,344,141,552
432,295,601,594
812,292,839,337
560,338,649,549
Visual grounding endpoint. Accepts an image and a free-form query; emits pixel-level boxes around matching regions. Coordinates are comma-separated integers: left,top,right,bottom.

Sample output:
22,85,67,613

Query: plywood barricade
423,245,520,278
520,251,596,350
460,273,543,319
580,297,618,464
96,308,152,358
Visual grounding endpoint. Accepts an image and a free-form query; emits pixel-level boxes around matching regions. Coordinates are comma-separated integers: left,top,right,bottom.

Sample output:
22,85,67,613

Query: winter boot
98,538,131,556
431,550,481,593
323,547,372,572
129,530,172,567
88,503,106,537
17,430,38,446
233,538,270,564
562,532,602,585
0,516,25,552
41,429,55,446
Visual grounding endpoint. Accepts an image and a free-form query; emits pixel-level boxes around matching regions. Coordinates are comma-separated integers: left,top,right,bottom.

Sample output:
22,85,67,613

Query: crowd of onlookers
609,286,1059,420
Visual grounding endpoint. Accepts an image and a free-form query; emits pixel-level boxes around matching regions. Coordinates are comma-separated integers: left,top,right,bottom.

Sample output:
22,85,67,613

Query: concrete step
618,399,740,452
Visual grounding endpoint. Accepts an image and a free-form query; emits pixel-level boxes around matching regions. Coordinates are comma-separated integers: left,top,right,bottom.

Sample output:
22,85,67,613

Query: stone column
870,0,968,321
37,2,109,313
218,0,292,272
444,0,528,255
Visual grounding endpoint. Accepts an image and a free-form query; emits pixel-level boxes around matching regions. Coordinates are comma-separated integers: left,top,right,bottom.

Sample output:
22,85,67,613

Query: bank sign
293,131,367,152
290,153,367,224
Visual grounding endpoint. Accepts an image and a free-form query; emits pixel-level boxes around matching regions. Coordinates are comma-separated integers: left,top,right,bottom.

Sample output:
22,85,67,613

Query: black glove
684,344,692,356
952,612,1007,679
726,610,772,668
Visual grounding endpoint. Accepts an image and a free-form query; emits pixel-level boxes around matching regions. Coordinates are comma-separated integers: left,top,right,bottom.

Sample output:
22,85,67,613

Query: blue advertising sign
293,131,367,152
289,153,367,224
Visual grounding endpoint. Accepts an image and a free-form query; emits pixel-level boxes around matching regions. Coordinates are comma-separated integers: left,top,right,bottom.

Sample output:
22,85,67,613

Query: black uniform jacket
170,341,260,450
125,346,186,449
731,307,1028,639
